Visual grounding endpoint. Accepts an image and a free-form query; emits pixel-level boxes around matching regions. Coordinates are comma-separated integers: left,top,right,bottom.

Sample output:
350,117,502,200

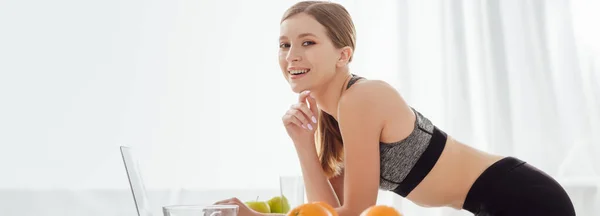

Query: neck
311,68,353,119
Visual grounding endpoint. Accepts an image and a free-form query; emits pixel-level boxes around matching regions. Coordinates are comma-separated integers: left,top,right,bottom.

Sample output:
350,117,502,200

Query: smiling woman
277,12,354,96
213,1,577,216
2,0,598,215
278,5,356,188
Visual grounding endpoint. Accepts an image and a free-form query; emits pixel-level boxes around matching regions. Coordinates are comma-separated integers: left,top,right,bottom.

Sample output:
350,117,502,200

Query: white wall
0,0,314,191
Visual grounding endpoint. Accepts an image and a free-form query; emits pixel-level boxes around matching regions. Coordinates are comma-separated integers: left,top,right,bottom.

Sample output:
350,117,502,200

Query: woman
215,1,576,215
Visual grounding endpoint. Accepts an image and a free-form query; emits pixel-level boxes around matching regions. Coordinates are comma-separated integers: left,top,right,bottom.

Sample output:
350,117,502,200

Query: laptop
121,146,240,216
120,146,154,216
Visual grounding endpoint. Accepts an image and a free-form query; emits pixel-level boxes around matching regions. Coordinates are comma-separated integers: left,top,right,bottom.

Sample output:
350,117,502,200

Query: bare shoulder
338,79,402,114
337,78,413,134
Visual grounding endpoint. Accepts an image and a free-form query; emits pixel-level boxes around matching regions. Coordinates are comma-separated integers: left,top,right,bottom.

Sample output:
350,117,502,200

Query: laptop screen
120,146,154,216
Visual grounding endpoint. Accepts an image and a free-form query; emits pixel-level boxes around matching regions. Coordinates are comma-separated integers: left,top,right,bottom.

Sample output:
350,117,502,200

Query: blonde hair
281,1,357,178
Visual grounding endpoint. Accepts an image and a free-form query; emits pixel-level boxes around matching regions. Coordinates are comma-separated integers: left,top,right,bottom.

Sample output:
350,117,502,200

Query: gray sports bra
346,74,447,197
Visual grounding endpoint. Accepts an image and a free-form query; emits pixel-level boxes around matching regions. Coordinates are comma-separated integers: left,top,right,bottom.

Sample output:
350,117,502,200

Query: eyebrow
279,33,317,41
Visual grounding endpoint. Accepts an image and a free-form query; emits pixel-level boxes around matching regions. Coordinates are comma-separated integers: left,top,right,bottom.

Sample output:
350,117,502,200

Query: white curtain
1,0,598,215
347,0,600,215
345,0,600,215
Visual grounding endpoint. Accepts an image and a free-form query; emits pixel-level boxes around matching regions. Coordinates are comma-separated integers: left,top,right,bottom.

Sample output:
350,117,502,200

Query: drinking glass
162,205,238,216
279,175,306,212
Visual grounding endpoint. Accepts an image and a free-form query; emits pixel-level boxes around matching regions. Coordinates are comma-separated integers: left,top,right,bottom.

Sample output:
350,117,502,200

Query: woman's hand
282,90,319,146
213,197,263,216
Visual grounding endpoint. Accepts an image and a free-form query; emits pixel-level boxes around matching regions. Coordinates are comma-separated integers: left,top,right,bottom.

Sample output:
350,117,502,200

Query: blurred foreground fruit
360,205,402,216
313,202,338,216
286,202,336,216
267,195,291,213
244,200,271,213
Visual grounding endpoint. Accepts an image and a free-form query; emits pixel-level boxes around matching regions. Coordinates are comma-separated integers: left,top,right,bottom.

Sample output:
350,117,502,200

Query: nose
285,46,302,62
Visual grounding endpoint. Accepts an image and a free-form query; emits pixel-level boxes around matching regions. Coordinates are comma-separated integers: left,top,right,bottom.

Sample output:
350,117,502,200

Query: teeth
290,69,309,75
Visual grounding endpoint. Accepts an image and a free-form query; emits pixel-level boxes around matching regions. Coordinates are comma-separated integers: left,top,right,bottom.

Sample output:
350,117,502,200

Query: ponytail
315,110,345,178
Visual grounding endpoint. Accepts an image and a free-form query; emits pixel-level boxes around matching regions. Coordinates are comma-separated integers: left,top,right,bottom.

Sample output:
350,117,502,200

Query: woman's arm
329,170,345,205
262,174,341,216
280,90,344,209
332,81,388,215
295,81,390,216
293,138,342,206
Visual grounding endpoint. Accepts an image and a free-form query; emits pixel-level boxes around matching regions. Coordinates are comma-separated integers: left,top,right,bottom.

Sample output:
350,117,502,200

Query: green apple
267,195,290,213
245,200,271,213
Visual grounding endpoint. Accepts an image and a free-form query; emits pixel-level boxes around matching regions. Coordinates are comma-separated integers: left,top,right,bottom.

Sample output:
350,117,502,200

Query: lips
289,69,310,75
288,68,310,80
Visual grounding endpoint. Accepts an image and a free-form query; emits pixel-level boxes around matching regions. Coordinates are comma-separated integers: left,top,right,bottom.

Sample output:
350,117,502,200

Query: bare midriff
404,137,505,209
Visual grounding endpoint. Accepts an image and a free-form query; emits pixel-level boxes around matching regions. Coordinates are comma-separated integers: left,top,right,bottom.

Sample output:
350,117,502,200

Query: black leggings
463,157,576,216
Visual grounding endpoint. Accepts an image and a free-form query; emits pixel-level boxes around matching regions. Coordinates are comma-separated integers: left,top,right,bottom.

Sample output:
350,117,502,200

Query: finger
289,108,311,128
230,197,242,203
293,115,312,130
224,198,244,206
306,92,319,118
292,104,316,125
214,197,241,205
283,113,305,129
213,200,229,205
298,90,312,104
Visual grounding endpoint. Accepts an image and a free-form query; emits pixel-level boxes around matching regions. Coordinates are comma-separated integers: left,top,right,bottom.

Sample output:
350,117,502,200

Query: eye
279,43,290,49
302,41,315,46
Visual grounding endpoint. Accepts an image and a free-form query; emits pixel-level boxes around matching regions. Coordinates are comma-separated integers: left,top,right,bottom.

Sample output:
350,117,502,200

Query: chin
290,86,304,94
289,83,309,94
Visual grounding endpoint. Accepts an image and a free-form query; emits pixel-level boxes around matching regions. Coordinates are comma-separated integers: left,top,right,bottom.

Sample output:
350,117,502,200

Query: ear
336,46,353,67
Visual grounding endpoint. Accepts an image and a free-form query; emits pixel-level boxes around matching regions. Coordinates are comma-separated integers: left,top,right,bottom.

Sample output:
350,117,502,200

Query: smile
289,69,310,75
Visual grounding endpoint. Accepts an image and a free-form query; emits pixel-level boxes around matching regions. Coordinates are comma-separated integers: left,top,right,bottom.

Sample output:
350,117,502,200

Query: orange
286,202,333,216
314,202,338,216
360,205,403,216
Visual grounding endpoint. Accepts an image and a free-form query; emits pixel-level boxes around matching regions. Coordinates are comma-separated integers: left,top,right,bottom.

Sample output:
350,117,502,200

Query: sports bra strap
346,74,364,90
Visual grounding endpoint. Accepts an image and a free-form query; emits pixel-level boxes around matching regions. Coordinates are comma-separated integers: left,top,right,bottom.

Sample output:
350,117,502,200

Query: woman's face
279,13,342,93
